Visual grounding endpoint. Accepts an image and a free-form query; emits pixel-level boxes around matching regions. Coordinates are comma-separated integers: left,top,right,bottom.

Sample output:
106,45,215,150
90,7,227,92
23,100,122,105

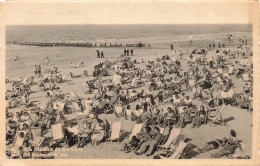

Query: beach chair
115,104,124,117
69,91,80,101
217,68,223,74
228,66,234,75
32,136,45,147
129,123,144,139
188,80,195,89
51,123,65,145
242,73,250,82
157,128,182,151
167,141,188,159
159,134,186,153
223,73,229,78
72,102,81,112
31,127,42,140
227,89,235,98
107,121,122,142
208,104,226,126
243,81,252,95
53,102,65,111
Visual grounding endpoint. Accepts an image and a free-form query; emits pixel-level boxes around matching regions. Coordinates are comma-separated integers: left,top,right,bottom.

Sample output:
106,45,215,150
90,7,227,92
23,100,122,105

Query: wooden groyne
6,41,146,48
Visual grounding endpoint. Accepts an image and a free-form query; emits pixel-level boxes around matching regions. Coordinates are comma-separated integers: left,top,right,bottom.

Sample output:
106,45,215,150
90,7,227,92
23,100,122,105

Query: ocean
6,24,252,42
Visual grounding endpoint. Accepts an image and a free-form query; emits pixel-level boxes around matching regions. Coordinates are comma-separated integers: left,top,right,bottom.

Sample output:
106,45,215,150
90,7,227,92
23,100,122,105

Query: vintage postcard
0,1,259,165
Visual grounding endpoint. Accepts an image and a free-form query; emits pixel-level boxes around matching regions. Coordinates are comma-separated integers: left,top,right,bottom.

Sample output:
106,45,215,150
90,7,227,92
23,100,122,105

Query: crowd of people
5,37,253,159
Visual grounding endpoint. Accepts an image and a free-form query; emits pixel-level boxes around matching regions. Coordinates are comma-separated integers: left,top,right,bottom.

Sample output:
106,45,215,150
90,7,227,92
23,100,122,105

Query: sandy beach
5,28,253,159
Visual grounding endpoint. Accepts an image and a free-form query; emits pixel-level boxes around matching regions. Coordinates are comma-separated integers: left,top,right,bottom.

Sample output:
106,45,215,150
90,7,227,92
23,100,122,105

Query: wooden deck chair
242,73,250,82
70,91,80,101
129,123,144,139
31,127,42,140
209,104,226,126
188,80,195,88
14,131,26,147
160,134,186,154
217,68,223,74
32,136,45,147
228,66,234,75
51,123,64,143
243,81,252,92
158,128,182,150
125,109,132,119
53,102,65,111
223,73,229,78
168,141,188,159
107,121,122,142
72,102,81,112
227,89,235,98
114,104,123,117
240,59,246,65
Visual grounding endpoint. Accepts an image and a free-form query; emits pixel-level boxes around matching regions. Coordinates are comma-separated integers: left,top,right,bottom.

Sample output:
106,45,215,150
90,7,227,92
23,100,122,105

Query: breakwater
6,41,146,48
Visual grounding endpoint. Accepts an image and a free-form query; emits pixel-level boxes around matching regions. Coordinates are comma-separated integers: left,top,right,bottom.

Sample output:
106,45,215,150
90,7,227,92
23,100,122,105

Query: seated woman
177,106,191,128
124,105,132,120
91,114,105,146
66,122,79,147
78,122,92,148
191,105,207,128
131,105,143,122
162,107,177,127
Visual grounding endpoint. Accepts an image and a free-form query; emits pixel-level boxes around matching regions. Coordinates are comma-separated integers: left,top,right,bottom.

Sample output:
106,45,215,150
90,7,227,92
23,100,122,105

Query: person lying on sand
196,137,227,154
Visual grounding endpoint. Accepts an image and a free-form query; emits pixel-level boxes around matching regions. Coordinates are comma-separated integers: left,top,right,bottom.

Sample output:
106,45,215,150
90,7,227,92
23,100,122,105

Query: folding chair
217,68,223,74
72,102,81,112
107,121,122,142
14,131,26,147
208,104,226,126
53,102,65,111
159,134,186,154
228,66,234,75
227,89,235,98
242,73,250,82
114,104,124,117
51,123,65,145
188,80,195,89
243,81,252,93
168,141,188,159
223,73,229,78
69,91,80,101
31,127,42,140
157,128,182,151
129,123,144,139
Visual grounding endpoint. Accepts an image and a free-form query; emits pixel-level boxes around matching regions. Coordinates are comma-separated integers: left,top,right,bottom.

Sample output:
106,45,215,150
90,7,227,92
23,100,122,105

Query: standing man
101,51,104,58
38,65,42,78
130,49,133,56
96,50,100,58
126,49,129,56
124,48,127,56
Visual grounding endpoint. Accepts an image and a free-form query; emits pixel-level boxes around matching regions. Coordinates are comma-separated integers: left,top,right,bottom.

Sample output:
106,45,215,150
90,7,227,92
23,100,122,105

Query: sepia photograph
4,23,254,159
0,1,259,165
